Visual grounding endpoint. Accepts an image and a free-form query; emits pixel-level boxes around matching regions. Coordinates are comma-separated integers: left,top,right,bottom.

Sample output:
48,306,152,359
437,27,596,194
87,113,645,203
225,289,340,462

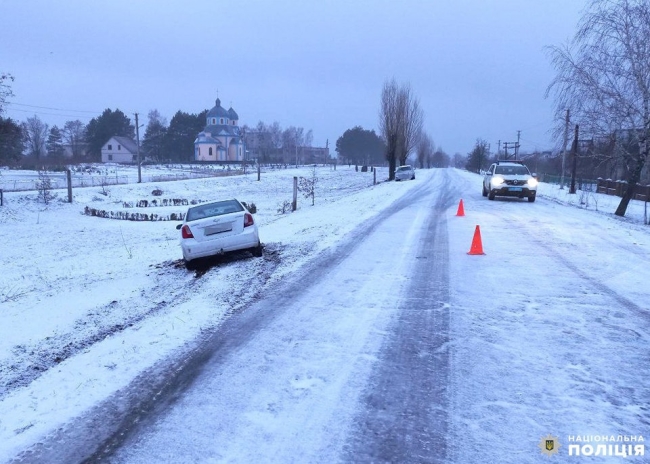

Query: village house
101,136,139,163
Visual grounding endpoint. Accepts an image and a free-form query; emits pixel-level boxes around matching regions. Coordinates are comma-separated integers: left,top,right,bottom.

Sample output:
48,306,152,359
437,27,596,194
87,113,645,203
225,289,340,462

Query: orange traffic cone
467,225,485,255
456,199,465,216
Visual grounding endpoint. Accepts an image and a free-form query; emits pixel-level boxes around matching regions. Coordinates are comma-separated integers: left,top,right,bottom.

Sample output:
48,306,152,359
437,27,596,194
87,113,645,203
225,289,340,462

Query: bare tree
466,138,490,173
63,120,86,159
546,0,650,217
0,72,14,114
379,79,401,179
379,79,424,179
397,84,424,166
23,115,49,160
417,133,434,169
298,165,318,206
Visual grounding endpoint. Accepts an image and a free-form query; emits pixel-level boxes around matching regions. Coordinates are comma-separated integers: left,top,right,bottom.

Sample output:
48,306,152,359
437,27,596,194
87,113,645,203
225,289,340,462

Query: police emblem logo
539,434,561,457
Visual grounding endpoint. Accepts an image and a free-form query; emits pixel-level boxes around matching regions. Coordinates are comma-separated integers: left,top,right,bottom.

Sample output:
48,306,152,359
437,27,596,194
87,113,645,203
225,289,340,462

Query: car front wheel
488,190,496,200
528,195,536,203
482,184,488,197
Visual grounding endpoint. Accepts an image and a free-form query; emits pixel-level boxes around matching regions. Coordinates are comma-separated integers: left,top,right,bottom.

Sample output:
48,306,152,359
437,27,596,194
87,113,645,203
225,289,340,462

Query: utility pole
569,124,579,194
497,140,501,159
560,109,570,189
515,130,521,160
503,142,517,160
135,112,142,183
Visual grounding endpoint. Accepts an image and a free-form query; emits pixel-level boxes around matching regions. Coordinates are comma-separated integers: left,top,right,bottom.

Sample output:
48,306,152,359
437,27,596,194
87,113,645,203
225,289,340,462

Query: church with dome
194,98,245,162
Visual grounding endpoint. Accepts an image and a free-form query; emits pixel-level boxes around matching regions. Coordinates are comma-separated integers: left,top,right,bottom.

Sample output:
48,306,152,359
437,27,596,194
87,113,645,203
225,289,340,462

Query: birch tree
546,0,650,216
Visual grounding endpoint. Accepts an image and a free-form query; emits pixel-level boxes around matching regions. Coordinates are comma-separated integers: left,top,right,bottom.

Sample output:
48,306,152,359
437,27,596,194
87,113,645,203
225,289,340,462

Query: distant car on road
482,160,538,202
177,199,262,269
395,165,415,181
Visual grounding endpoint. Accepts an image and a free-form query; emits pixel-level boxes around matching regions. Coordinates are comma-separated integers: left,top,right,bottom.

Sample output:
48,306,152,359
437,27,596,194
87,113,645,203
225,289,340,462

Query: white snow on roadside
0,165,648,462
0,165,423,461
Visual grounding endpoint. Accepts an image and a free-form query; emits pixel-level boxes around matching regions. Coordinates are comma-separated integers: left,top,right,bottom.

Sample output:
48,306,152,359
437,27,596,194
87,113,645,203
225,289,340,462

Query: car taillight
244,213,254,227
181,225,194,239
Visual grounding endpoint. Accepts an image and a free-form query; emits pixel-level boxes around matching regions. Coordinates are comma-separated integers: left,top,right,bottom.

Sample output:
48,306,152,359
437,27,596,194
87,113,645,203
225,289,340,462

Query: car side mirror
176,224,182,230
532,172,538,178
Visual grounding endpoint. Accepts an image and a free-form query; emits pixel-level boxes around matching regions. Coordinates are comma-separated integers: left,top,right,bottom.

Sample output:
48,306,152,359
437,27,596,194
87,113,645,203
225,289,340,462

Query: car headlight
491,176,505,186
527,178,538,187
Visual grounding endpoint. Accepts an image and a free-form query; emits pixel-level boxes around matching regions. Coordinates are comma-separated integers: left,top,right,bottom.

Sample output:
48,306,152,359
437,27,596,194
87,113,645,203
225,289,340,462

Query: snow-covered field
0,164,416,460
0,165,648,462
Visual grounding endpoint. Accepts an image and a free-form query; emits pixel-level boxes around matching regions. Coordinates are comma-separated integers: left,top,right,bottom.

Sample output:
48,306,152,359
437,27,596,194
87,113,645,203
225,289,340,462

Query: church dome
227,107,239,120
207,98,230,119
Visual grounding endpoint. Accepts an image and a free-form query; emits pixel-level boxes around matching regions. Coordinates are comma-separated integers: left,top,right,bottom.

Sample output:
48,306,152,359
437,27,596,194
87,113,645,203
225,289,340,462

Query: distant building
62,143,90,159
194,98,244,162
244,131,331,164
101,136,139,163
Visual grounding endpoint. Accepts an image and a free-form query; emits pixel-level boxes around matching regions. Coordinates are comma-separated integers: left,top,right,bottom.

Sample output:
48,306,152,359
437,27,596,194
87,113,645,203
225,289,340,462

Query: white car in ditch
177,199,262,268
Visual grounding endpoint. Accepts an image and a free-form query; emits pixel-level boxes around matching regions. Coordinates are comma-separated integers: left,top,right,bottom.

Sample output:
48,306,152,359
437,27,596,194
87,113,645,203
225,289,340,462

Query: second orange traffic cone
467,225,485,255
456,199,465,216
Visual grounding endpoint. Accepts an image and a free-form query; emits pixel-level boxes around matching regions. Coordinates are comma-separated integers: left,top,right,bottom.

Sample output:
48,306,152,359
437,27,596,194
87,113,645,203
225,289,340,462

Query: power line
7,101,101,114
4,106,97,120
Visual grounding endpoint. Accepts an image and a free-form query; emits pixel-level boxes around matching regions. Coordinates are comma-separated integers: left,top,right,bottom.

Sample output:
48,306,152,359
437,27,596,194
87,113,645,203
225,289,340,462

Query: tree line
0,102,318,165
2,71,452,182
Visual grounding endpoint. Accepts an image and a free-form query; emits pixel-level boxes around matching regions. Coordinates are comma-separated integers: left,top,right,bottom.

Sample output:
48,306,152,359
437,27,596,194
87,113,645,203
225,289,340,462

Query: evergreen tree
142,110,168,163
336,126,386,166
0,116,24,163
46,125,65,159
162,110,207,162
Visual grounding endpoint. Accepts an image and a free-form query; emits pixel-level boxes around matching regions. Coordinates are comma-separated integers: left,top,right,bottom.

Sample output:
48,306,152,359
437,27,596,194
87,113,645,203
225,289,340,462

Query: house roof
108,136,139,153
202,125,241,137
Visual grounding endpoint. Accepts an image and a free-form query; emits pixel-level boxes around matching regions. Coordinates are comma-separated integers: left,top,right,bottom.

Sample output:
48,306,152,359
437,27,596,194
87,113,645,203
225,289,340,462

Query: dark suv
482,161,538,202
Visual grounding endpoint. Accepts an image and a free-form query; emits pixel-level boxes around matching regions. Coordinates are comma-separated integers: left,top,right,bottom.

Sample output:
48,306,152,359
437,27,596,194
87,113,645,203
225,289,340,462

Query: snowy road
89,171,459,462
4,168,649,463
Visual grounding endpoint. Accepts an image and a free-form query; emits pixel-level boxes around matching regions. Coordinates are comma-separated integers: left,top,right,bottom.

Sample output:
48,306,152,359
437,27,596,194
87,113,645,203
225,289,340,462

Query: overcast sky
1,0,586,156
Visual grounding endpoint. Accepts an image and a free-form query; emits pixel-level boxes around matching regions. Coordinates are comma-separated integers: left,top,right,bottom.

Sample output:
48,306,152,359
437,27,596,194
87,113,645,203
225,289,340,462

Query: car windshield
397,166,411,171
186,200,243,221
495,165,530,175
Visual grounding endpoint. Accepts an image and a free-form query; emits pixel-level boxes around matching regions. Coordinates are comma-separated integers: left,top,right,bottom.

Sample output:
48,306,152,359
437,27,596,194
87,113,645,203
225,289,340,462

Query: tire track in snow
343,170,458,463
13,176,439,463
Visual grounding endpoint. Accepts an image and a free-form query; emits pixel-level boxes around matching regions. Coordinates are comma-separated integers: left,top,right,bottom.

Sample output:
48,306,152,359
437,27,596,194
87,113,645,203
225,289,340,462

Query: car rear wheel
184,259,197,270
251,244,263,257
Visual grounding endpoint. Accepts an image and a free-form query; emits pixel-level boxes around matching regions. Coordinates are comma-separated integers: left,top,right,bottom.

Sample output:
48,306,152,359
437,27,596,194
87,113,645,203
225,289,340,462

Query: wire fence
0,168,251,193
538,173,599,192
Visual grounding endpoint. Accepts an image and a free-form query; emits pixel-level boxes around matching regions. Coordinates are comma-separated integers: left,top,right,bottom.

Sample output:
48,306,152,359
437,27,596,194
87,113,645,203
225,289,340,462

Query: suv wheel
482,184,488,197
528,195,536,203
488,190,496,200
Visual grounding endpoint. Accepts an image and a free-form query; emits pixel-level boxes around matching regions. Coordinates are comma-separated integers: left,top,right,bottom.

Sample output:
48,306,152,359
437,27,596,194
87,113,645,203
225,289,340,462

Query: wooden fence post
0,189,3,206
292,176,298,212
67,169,73,203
